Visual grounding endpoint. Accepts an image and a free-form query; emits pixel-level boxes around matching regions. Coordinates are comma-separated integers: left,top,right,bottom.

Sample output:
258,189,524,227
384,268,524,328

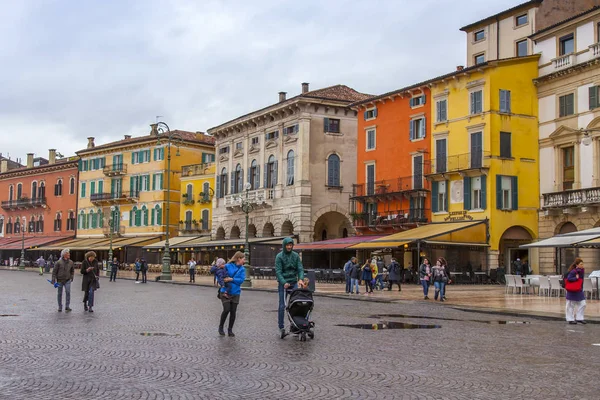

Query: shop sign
444,211,474,222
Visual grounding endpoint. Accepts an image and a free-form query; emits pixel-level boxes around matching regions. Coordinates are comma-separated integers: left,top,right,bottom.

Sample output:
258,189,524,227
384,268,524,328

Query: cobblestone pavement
1,270,599,400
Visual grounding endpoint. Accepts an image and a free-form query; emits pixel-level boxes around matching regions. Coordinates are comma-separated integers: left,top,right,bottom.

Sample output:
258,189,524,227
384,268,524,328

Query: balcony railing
224,189,274,209
179,222,211,234
543,187,600,209
198,192,213,204
425,151,491,176
103,225,125,236
1,196,47,210
552,53,575,70
353,209,429,228
90,191,139,204
103,164,127,176
182,163,214,177
182,194,195,206
351,176,430,199
590,43,600,59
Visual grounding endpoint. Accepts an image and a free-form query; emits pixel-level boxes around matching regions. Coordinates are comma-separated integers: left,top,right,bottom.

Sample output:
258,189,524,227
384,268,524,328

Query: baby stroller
285,288,315,341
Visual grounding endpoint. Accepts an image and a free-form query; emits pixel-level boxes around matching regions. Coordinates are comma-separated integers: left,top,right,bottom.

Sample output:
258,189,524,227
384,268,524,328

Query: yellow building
426,56,540,272
179,161,215,235
73,127,215,263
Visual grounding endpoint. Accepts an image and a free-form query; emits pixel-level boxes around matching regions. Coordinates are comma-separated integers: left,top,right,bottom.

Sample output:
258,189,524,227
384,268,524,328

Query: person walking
361,259,373,294
275,237,305,338
350,260,361,295
370,258,379,291
140,258,148,283
387,258,402,291
134,258,141,282
419,258,432,300
513,258,522,276
47,255,54,274
432,257,450,302
81,251,100,312
218,252,246,337
188,257,197,283
565,258,587,325
51,248,74,312
36,255,46,275
109,257,119,282
343,257,357,294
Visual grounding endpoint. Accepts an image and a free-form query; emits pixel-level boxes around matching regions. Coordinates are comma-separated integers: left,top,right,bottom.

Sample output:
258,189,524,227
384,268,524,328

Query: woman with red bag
565,258,586,325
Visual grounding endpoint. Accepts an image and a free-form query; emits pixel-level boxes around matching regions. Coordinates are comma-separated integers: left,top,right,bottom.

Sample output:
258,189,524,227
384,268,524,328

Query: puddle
370,314,530,325
338,322,441,330
140,332,181,337
0,314,19,317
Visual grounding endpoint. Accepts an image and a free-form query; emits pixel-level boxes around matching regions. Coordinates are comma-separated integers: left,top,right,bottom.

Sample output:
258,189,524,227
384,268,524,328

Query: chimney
124,135,132,140
87,137,95,149
0,160,7,173
48,149,56,165
456,65,464,71
302,82,309,94
27,153,34,168
279,92,287,102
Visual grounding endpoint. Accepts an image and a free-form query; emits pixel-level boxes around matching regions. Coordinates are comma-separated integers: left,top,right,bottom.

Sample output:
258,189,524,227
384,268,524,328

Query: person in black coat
387,258,402,291
81,251,100,312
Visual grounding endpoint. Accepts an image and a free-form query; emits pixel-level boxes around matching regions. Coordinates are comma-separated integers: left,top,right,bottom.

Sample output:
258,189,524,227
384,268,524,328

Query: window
186,184,193,199
286,150,295,186
559,33,574,56
153,147,165,161
6,218,12,234
140,175,150,192
70,177,75,194
563,146,575,190
55,179,63,196
284,125,299,135
364,108,377,120
471,132,483,168
9,185,13,201
231,164,243,194
152,205,162,226
217,168,228,198
90,210,97,229
327,154,341,187
474,53,485,65
324,118,341,133
251,137,260,146
17,183,22,199
132,151,150,164
250,160,260,190
201,209,209,230
436,99,447,122
67,211,75,231
470,90,483,114
366,164,375,196
409,117,426,140
152,173,163,190
432,181,447,213
366,129,376,150
559,93,575,117
80,182,86,198
265,131,279,141
500,90,511,113
14,220,20,234
413,155,423,190
265,156,278,188
32,181,37,200
219,146,230,155
142,206,148,226
516,39,528,57
589,86,600,110
435,139,447,173
464,176,486,210
515,14,528,26
496,175,518,210
409,196,426,221
500,132,512,158
235,142,243,150
78,211,85,230
474,30,485,42
202,153,215,163
410,95,426,107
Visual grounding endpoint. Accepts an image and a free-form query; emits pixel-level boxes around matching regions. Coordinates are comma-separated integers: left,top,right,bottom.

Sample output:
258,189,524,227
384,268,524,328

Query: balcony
543,187,600,210
224,188,274,210
90,191,139,205
590,43,600,59
103,164,127,176
103,225,126,237
179,221,211,235
552,53,575,71
351,176,430,201
198,192,213,204
182,194,195,206
425,151,491,178
353,209,429,230
1,196,47,210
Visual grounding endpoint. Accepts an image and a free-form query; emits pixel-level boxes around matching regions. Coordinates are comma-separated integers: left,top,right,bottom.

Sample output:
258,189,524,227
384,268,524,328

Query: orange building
349,85,432,235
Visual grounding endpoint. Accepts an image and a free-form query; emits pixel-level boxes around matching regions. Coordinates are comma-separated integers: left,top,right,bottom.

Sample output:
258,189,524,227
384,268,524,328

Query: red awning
0,237,22,247
294,235,386,251
1,236,74,250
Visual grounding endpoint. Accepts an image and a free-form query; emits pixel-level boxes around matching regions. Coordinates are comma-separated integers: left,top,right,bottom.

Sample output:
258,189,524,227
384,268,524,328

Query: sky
0,0,521,162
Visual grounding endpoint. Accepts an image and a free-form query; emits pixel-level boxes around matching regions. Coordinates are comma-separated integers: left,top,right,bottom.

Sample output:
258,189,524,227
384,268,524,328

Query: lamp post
153,121,183,281
240,182,253,287
19,216,26,270
107,205,116,270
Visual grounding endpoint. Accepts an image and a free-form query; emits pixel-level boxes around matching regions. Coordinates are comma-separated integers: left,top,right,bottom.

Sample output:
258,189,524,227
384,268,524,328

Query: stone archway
247,224,257,238
281,220,294,237
499,226,534,274
313,211,353,241
216,226,226,240
263,222,275,237
557,221,577,234
230,225,241,239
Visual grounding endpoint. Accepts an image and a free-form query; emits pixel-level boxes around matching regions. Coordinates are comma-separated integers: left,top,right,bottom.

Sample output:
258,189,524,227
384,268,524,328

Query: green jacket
275,237,304,285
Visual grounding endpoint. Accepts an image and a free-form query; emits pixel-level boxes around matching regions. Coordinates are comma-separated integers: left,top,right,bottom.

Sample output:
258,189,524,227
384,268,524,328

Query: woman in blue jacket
218,251,246,337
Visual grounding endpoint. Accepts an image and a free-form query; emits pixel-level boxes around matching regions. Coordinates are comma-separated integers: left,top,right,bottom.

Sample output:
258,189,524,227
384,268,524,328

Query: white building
208,83,370,247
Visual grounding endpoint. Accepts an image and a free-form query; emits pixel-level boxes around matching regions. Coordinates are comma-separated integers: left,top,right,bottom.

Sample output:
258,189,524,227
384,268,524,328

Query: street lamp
19,216,26,270
240,182,253,287
107,205,116,270
579,127,600,146
153,121,183,281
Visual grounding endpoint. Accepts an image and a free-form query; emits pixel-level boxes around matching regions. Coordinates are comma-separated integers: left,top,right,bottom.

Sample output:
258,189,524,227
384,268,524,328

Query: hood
282,237,294,253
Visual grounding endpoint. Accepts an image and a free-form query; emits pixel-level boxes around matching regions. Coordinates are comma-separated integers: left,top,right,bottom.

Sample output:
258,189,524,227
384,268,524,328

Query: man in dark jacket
388,258,402,291
275,237,304,338
51,248,74,312
109,257,119,282
140,258,148,283
343,257,357,293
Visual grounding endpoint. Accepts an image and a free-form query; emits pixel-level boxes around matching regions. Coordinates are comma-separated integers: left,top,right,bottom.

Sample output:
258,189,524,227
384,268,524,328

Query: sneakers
279,328,288,339
577,320,587,325
568,321,577,325
65,308,72,312
88,308,94,313
57,309,62,312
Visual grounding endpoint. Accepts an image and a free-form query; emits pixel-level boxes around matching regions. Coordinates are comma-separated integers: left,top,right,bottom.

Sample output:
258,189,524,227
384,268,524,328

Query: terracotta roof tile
301,85,374,102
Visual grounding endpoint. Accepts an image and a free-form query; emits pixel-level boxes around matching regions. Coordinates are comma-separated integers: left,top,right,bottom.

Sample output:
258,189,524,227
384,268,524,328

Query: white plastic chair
505,274,515,294
538,276,550,297
549,276,564,297
583,278,595,299
514,276,531,294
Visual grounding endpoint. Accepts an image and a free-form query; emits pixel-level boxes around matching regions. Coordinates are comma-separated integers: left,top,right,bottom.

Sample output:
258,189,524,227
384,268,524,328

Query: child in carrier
210,258,231,299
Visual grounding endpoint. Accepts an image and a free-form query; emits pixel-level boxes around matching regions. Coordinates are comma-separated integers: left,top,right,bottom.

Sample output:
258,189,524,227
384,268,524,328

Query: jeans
351,278,360,294
109,269,117,281
375,275,384,290
434,281,446,300
57,281,71,309
278,283,297,330
141,270,147,283
566,299,586,322
388,280,401,291
83,286,95,308
189,269,196,282
345,277,352,293
135,271,140,281
421,279,430,296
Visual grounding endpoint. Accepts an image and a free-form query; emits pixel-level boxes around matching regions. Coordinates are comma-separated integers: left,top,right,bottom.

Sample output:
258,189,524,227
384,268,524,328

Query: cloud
0,0,521,161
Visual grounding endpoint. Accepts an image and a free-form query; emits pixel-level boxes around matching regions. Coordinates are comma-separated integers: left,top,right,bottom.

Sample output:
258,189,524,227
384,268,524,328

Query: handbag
564,278,582,292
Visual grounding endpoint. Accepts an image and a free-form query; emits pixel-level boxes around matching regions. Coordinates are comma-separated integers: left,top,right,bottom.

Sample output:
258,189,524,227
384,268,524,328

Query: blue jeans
434,281,446,299
351,278,360,293
57,281,71,309
345,277,352,293
278,283,297,330
421,279,430,296
375,274,384,290
84,285,95,308
109,269,117,281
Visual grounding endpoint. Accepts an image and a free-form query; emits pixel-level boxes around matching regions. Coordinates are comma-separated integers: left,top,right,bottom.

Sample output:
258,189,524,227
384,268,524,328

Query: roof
208,85,372,132
77,130,215,155
0,157,79,179
460,0,543,32
531,5,600,39
0,156,23,170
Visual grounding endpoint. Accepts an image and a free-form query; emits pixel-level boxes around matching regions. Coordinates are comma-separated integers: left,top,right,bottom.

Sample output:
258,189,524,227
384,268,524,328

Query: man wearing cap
275,237,304,338
51,248,75,312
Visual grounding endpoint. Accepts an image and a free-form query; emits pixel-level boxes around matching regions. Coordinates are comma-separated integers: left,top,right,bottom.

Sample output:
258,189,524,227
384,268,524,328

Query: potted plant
350,212,363,222
192,219,199,226
182,193,188,198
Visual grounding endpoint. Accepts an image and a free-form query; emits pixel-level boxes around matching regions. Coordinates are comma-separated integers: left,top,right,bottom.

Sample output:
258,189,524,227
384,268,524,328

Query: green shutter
129,209,133,227
590,86,598,110
481,176,487,210
496,175,502,210
78,159,82,171
161,148,164,159
511,176,518,210
143,207,148,226
90,181,96,195
152,174,156,191
444,180,448,211
431,181,439,212
151,208,155,226
463,177,471,210
81,183,86,198
98,180,103,194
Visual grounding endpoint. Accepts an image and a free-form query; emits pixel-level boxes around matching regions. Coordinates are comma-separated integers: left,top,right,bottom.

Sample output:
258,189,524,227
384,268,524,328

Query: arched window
36,216,43,232
110,207,120,233
69,177,75,195
142,205,148,226
202,209,209,230
55,179,63,196
32,181,38,200
17,183,22,199
184,210,193,231
6,218,12,234
9,185,14,201
130,206,140,227
266,155,277,188
67,211,75,231
250,160,260,190
232,164,243,194
98,209,104,228
217,168,228,198
29,216,35,233
54,213,62,231
286,150,295,186
78,210,85,230
327,154,341,187
0,218,3,234
14,219,20,234
152,204,162,226
90,210,97,229
39,182,45,199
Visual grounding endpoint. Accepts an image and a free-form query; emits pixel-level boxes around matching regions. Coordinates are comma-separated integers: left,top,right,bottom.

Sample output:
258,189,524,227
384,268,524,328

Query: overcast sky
0,0,521,162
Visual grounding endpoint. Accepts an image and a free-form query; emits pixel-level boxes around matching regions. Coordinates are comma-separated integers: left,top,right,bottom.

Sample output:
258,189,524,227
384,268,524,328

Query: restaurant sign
444,211,474,222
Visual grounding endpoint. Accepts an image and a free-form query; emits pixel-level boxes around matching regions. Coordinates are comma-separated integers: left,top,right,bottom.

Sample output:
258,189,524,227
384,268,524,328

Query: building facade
179,161,215,236
208,83,370,249
533,7,600,274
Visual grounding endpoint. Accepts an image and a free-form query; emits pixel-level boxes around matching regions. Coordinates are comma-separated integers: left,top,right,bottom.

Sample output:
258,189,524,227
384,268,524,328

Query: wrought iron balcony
351,176,430,200
543,187,600,209
425,151,491,177
182,194,195,206
1,196,47,210
90,191,139,205
352,209,429,229
179,221,210,234
103,164,127,176
103,225,125,236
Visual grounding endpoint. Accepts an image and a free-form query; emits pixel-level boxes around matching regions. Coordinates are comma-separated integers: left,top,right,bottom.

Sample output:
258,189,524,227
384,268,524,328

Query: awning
143,236,198,250
0,237,22,248
576,237,600,247
520,231,600,248
171,236,289,251
351,240,410,250
423,240,490,247
36,237,106,251
170,236,212,249
294,235,386,251
94,236,161,250
2,236,73,250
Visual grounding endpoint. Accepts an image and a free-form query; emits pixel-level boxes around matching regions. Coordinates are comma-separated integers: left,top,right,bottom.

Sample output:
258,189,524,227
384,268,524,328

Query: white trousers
565,299,586,322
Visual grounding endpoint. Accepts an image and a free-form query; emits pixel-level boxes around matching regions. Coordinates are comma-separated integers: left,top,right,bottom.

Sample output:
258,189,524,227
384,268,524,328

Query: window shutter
295,124,299,133
129,209,133,227
409,98,414,107
444,180,449,211
422,117,427,138
152,174,156,191
590,86,598,110
81,183,86,198
216,177,221,198
463,177,471,210
481,175,487,210
273,161,278,185
247,167,251,186
143,208,148,226
151,208,155,226
78,159,82,171
230,172,235,194
431,181,439,212
264,164,268,187
470,92,475,114
496,175,502,210
90,181,96,195
363,111,368,120
373,108,378,118
507,91,511,113
324,118,330,132
421,94,426,105
511,176,518,210
409,120,414,140
256,164,261,189
240,169,244,192
500,90,505,112
98,180,103,193
153,148,157,161
111,179,115,196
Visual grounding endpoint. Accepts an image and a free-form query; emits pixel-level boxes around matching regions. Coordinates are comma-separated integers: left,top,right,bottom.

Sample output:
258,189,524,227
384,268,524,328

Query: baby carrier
285,288,315,341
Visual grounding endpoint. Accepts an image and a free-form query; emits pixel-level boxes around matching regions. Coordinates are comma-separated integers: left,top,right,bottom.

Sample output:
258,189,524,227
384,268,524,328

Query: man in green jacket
275,237,304,338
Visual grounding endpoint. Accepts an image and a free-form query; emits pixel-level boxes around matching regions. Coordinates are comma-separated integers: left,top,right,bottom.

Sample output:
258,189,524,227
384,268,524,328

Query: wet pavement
1,269,600,399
